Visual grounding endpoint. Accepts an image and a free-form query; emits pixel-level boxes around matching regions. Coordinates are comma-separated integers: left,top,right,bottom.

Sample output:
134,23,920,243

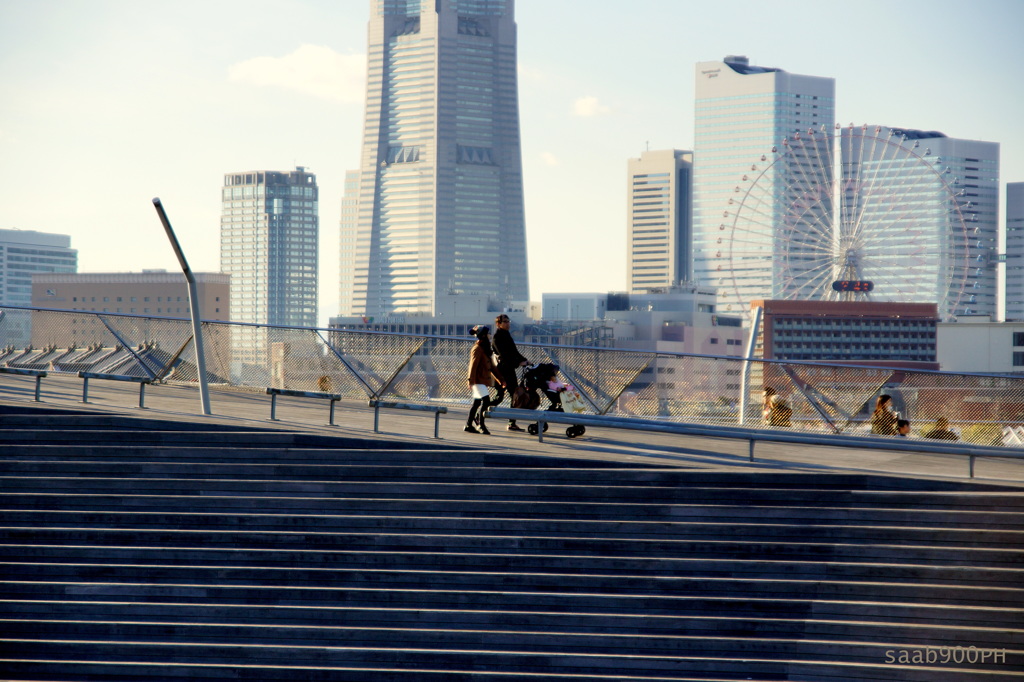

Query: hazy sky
3,0,1023,325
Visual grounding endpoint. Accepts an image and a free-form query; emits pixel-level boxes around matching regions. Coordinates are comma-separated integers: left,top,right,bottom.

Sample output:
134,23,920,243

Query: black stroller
520,363,586,439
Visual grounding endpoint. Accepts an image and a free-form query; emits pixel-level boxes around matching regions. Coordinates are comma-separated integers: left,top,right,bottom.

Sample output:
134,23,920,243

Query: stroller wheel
527,424,538,436
566,426,577,438
577,425,585,436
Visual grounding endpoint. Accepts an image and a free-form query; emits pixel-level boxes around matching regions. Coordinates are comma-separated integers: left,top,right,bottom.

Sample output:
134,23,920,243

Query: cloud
540,152,559,166
572,95,611,117
228,44,366,103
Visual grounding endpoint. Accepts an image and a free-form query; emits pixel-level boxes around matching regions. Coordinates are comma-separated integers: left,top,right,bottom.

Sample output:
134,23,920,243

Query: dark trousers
493,365,520,405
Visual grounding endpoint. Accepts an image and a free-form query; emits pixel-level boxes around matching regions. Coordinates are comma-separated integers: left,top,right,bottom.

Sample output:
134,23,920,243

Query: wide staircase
0,403,1022,681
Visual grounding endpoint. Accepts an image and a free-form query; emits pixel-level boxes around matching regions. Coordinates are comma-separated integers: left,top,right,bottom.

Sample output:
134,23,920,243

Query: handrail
487,407,1024,478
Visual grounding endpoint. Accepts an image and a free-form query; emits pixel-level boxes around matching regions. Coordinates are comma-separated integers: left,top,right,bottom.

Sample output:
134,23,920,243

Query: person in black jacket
491,314,529,431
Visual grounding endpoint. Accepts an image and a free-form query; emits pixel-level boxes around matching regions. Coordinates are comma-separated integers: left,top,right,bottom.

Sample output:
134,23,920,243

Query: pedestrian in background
924,417,959,441
870,394,899,436
766,394,792,428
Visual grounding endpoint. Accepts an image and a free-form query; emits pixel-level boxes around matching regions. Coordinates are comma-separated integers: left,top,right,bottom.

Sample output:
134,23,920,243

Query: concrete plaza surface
2,371,1022,485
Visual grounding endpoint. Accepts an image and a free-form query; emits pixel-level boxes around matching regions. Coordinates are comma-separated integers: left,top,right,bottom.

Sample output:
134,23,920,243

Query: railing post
270,393,278,421
138,382,147,409
81,376,89,404
969,454,975,478
749,438,755,462
33,375,42,402
329,398,337,427
538,418,545,443
373,402,381,433
434,410,441,439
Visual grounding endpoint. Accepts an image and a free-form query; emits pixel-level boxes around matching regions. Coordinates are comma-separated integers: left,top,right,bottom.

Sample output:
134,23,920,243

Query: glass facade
0,229,78,347
221,168,319,365
343,0,528,317
693,57,835,319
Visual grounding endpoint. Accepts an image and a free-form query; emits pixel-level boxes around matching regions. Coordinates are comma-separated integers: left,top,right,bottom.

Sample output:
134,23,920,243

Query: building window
1015,352,1024,367
1013,332,1024,347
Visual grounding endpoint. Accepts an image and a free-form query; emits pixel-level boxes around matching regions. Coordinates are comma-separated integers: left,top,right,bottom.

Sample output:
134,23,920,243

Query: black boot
466,398,482,433
477,396,491,434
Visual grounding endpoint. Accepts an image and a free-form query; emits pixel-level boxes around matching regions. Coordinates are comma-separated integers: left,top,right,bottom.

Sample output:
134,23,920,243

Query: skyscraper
692,55,835,317
0,228,77,347
221,168,318,366
341,0,529,318
626,149,692,293
1005,182,1024,320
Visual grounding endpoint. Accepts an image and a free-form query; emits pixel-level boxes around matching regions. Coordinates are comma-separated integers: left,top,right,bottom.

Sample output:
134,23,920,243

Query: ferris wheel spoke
723,125,973,320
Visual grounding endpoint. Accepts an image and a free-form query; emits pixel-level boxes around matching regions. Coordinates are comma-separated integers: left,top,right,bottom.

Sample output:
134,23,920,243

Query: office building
752,299,939,369
30,270,229,347
627,149,693,292
32,271,228,317
693,55,835,318
221,167,318,367
0,228,78,347
342,0,529,318
1006,183,1024,320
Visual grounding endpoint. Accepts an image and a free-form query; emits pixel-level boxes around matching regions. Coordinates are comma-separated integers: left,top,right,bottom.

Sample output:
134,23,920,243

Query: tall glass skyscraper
221,167,318,367
340,0,529,317
693,55,835,317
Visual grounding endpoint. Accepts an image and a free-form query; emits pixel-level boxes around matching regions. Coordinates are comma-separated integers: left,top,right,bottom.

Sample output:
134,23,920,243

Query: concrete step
0,619,1019,670
2,581,1020,627
4,474,1023,509
1,639,1020,681
2,561,1015,602
3,527,1022,567
4,491,1022,528
2,561,1019,607
4,612,1021,649
5,543,1022,586
1,509,1021,548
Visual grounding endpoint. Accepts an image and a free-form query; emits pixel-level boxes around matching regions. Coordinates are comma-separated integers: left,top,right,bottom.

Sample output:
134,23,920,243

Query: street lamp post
152,198,212,416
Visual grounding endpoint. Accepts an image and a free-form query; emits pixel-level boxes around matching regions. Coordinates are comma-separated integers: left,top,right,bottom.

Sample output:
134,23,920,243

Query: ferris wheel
715,124,976,320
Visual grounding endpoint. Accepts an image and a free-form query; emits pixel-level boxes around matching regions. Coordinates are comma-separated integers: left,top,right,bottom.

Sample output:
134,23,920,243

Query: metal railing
4,305,1024,451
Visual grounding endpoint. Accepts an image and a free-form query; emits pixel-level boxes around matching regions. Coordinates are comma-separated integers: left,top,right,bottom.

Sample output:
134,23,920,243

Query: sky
2,0,1023,326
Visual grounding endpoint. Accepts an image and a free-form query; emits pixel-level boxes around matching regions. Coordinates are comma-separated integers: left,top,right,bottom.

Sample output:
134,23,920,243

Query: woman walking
491,314,529,431
466,325,504,435
870,394,899,436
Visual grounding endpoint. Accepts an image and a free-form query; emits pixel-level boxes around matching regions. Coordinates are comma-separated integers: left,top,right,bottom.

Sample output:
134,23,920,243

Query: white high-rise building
341,0,529,318
0,228,77,347
1005,182,1024,320
692,55,835,317
626,150,692,293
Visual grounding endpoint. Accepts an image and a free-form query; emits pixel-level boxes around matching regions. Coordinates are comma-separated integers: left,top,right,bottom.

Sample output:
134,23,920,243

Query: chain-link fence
4,306,1024,447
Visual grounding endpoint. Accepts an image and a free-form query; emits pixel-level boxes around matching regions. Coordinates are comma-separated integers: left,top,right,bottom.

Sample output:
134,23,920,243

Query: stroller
519,363,586,439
